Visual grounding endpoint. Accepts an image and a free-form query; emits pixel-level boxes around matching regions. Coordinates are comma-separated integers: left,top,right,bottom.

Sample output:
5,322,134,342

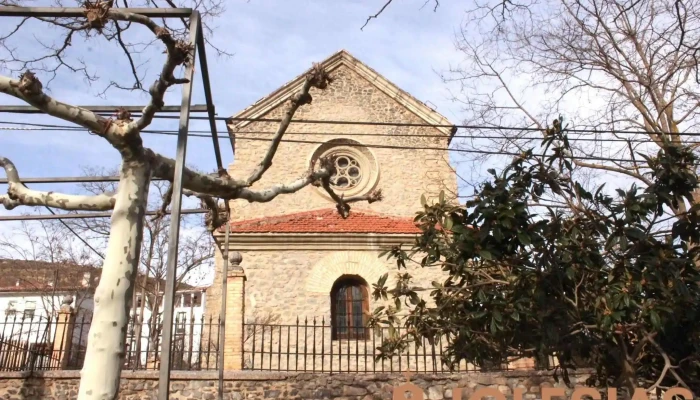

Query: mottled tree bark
77,160,150,399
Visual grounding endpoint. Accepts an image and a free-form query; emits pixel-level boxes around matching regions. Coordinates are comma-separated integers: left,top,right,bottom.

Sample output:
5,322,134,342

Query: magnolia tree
0,3,381,399
370,120,700,397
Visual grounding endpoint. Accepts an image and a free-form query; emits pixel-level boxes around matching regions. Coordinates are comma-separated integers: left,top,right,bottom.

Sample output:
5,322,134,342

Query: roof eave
213,232,418,251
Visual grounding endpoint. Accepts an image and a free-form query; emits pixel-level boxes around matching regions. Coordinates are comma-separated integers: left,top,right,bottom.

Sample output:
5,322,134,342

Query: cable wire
0,124,668,164
43,206,106,260
3,116,700,136
2,124,698,145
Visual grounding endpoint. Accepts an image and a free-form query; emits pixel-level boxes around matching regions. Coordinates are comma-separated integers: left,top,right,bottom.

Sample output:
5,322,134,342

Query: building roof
0,260,99,293
227,49,457,144
0,259,197,294
219,208,421,234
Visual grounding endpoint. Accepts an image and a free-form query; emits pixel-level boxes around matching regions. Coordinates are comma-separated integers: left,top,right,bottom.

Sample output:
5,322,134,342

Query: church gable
227,50,456,142
225,50,458,221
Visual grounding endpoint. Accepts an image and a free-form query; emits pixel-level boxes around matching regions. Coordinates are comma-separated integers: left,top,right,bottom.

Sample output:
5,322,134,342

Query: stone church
205,50,470,371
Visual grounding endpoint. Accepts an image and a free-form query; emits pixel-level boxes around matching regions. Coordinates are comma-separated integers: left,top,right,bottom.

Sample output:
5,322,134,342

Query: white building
0,259,208,370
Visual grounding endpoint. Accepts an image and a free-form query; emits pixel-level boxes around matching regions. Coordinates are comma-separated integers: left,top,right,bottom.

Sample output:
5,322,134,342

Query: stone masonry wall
206,64,457,326
0,369,598,400
205,246,449,323
226,64,457,221
205,249,541,372
238,249,445,323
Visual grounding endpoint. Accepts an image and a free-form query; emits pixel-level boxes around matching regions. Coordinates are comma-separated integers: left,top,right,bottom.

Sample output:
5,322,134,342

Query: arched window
330,275,369,340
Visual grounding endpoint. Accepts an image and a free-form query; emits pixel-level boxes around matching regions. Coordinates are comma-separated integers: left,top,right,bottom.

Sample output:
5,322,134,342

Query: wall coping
214,232,415,251
0,369,595,382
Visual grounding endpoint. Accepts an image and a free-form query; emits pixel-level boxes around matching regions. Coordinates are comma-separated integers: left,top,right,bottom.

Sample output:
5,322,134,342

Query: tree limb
573,159,652,186
321,172,384,218
362,0,395,30
150,153,247,197
246,63,333,186
646,333,694,394
182,189,226,232
0,74,108,137
238,166,340,203
0,157,116,211
103,9,194,131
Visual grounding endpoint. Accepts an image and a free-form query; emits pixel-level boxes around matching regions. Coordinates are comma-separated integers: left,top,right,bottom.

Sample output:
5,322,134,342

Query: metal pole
0,105,209,114
197,24,224,170
157,11,200,400
0,208,207,221
0,7,193,17
0,176,162,184
196,23,232,164
218,222,230,400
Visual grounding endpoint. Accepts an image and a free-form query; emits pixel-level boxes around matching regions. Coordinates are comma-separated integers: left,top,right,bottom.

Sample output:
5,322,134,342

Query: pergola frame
0,6,233,400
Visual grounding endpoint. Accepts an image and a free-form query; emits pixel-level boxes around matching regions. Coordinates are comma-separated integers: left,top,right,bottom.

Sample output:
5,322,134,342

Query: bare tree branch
0,157,116,211
361,0,395,31
246,63,333,186
0,73,108,136
361,0,442,30
442,0,700,217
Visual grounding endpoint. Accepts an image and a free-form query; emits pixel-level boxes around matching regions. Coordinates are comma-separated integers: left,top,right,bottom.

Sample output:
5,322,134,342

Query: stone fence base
0,369,599,399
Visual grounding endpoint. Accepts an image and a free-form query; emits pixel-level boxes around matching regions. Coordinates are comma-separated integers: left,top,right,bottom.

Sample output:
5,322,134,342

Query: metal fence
0,313,221,372
243,317,556,373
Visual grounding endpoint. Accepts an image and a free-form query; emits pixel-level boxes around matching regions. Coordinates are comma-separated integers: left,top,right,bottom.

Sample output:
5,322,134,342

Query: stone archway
305,251,394,294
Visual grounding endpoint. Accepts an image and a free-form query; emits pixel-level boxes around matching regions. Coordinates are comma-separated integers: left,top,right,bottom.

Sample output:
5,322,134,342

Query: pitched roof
227,49,457,142
220,208,421,234
0,259,196,294
0,260,99,293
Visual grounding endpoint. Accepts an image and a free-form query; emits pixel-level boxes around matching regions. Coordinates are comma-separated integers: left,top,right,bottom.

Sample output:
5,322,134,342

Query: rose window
330,155,362,189
310,139,379,199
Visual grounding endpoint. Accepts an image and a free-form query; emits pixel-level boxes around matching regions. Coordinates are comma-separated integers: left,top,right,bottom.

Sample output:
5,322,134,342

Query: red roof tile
222,208,421,234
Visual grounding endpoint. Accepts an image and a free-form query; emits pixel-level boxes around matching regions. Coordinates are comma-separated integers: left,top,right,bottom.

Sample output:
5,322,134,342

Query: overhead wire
2,123,699,145
0,123,673,164
131,114,700,137
0,116,694,222
43,206,106,260
3,117,700,137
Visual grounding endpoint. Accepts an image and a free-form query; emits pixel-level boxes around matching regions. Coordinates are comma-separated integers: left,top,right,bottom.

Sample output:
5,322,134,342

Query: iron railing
243,317,556,373
0,313,221,372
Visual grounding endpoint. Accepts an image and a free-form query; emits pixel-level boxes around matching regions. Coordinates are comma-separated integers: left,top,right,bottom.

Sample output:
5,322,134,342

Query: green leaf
565,267,575,280
517,233,531,246
650,310,661,329
493,310,503,322
444,217,454,231
490,318,498,335
479,250,493,260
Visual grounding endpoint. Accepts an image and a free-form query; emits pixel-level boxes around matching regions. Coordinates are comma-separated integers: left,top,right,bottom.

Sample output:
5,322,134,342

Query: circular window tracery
331,155,362,189
309,139,379,199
